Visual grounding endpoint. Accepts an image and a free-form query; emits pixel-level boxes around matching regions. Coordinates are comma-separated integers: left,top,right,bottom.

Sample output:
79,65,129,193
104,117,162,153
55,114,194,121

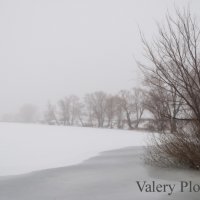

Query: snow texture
0,122,148,176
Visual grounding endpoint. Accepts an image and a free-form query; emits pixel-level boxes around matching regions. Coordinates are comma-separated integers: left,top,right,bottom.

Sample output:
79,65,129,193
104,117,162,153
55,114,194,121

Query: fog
0,0,199,115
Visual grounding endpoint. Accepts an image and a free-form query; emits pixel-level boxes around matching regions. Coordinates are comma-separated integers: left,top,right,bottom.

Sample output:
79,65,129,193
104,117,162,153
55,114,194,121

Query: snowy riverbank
0,122,148,176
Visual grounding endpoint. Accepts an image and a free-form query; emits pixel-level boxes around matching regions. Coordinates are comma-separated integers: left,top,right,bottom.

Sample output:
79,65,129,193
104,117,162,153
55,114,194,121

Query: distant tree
1,113,15,122
44,102,59,125
58,95,83,126
58,97,70,125
115,96,125,129
85,91,107,127
69,95,83,126
84,95,95,127
132,88,145,128
18,104,38,123
118,90,135,129
105,95,117,128
119,88,145,129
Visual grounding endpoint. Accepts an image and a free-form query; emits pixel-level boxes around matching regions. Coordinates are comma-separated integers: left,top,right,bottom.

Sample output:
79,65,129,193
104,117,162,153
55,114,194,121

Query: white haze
0,0,199,114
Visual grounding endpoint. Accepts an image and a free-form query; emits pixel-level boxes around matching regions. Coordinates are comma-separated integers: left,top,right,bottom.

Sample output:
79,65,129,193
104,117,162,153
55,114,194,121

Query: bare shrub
146,121,200,169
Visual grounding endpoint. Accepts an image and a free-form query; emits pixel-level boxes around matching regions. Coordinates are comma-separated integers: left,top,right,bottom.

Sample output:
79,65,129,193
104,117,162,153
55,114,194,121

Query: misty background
0,0,199,118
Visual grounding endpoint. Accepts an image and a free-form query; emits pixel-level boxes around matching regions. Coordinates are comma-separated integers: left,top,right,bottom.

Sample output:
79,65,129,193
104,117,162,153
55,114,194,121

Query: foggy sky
0,0,199,114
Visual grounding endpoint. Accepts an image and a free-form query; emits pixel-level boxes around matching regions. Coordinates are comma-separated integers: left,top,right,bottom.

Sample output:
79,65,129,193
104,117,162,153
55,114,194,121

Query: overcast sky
0,0,199,114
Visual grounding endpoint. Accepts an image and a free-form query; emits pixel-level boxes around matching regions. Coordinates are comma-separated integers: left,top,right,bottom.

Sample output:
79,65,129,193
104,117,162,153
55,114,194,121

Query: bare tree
140,8,200,169
58,97,71,125
84,95,95,127
85,91,107,127
58,95,83,126
118,89,145,129
114,95,125,129
105,95,117,128
144,76,182,132
118,90,135,129
132,88,145,128
69,95,84,126
44,102,59,125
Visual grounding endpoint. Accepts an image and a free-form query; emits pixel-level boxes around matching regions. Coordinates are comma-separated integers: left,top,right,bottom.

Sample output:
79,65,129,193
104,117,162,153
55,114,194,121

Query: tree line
44,88,147,130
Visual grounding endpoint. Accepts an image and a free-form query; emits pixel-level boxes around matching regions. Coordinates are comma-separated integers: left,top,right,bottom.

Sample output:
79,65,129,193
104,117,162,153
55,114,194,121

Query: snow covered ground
0,122,148,176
